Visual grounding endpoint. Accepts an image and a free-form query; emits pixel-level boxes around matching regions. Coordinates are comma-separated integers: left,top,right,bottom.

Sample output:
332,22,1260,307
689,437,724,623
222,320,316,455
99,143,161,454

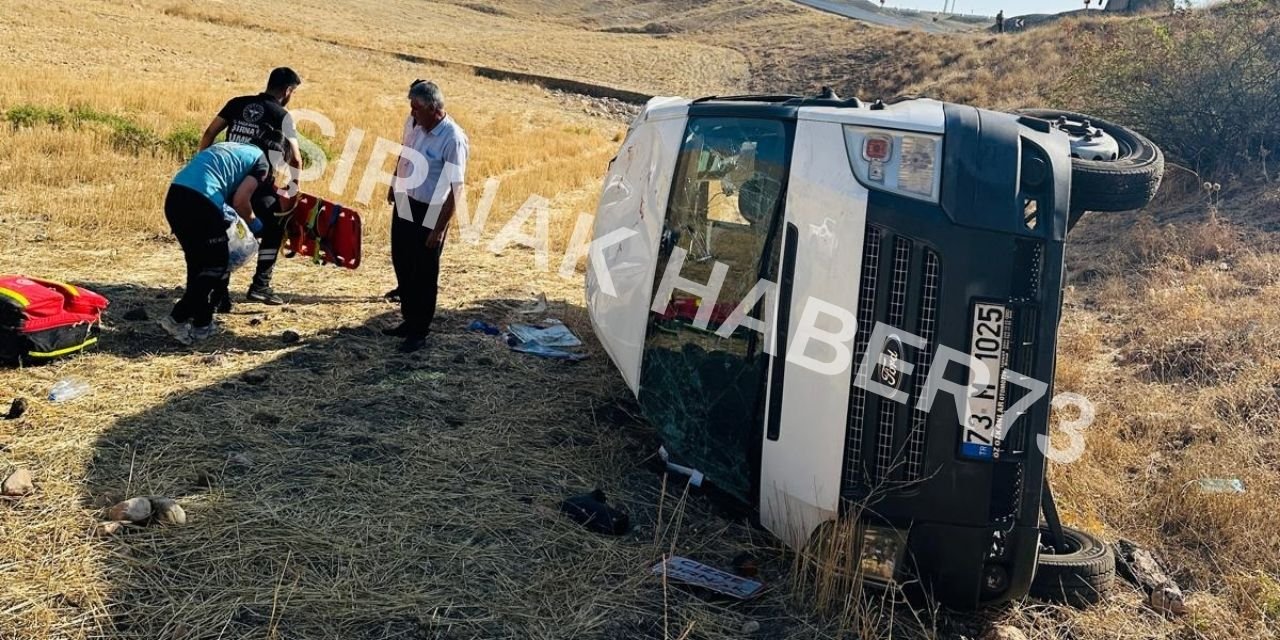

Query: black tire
1016,109,1165,213
1030,525,1115,607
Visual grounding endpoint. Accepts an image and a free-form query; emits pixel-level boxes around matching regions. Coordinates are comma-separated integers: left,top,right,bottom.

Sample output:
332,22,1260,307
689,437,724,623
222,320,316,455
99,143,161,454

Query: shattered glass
639,117,790,502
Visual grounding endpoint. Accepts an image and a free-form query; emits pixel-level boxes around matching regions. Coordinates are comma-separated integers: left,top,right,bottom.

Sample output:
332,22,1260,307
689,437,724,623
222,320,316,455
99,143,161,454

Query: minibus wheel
1030,525,1116,607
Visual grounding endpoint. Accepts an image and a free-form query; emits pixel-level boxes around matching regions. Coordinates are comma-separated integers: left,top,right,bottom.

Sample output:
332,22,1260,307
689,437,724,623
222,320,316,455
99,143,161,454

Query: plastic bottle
1197,478,1245,494
48,378,92,403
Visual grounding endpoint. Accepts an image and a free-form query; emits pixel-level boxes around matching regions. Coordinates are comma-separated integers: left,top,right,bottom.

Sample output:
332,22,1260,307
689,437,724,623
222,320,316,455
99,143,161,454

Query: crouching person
161,141,275,345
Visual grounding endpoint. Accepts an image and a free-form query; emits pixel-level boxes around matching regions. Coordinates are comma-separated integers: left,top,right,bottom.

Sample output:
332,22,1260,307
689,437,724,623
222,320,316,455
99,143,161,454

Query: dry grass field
2,1,1279,639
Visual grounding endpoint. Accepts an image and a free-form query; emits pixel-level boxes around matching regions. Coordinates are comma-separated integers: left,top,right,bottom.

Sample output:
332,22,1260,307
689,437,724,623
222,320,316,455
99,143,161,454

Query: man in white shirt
384,80,470,352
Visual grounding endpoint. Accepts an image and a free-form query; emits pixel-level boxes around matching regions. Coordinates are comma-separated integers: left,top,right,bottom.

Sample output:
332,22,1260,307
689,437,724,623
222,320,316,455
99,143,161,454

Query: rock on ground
106,497,152,523
2,469,34,496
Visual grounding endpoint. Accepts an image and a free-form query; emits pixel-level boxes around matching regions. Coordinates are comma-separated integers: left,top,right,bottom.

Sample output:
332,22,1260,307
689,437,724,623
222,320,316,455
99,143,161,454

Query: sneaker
246,286,284,305
189,319,222,342
159,315,193,346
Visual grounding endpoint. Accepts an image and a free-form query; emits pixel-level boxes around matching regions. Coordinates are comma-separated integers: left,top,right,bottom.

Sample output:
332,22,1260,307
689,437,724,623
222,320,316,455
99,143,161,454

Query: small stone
92,521,126,537
228,452,254,467
2,468,34,496
982,626,1028,640
281,330,301,344
741,620,761,634
107,497,152,523
241,371,269,385
5,397,27,420
123,307,149,321
149,497,187,525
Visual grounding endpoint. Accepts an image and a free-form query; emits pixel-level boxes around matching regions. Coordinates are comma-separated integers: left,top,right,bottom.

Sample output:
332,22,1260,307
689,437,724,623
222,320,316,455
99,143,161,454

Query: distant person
384,80,470,353
996,10,1005,33
198,67,303,307
161,141,285,345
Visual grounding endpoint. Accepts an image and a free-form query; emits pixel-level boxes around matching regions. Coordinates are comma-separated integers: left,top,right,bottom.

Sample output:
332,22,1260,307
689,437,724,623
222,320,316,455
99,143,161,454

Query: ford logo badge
877,336,904,388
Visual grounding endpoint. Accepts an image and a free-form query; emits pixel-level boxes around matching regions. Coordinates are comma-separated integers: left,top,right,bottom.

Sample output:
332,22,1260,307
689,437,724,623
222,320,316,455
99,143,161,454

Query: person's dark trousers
250,188,286,291
391,196,445,336
163,185,229,328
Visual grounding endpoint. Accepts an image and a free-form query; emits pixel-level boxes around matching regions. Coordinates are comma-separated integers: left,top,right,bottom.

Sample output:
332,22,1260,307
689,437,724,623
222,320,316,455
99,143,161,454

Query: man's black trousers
391,196,445,336
164,185,229,328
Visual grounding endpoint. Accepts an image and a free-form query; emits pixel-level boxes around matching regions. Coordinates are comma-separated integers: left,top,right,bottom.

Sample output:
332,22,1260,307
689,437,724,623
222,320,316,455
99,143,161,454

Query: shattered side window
639,117,790,502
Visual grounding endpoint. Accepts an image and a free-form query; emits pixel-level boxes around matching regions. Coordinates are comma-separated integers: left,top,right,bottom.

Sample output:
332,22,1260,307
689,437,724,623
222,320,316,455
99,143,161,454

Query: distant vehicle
586,89,1163,609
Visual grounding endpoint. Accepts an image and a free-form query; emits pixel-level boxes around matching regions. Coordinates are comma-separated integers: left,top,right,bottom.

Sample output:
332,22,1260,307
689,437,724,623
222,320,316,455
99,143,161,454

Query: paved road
792,0,961,33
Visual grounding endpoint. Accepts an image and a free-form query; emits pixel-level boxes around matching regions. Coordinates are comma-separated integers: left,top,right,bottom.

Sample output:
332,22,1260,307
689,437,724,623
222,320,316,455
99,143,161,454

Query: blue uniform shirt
172,142,271,210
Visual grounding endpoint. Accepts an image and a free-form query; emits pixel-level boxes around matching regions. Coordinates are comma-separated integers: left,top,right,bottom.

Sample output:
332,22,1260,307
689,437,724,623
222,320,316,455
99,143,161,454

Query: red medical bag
0,276,109,363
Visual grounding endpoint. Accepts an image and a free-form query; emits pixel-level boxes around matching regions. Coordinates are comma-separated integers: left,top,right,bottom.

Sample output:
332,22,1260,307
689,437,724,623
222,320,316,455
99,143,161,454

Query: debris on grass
5,397,27,420
48,377,92,403
467,319,501,335
515,293,548,315
508,321,582,348
1115,539,1187,617
560,489,630,535
1197,478,1245,494
651,555,765,600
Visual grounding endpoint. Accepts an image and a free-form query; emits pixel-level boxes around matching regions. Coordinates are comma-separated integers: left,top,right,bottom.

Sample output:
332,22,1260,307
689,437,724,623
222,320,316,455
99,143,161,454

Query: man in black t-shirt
199,67,303,306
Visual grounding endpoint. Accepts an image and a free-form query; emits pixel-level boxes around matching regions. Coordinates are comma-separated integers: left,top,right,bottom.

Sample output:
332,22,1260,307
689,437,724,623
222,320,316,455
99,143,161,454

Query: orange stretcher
283,192,363,270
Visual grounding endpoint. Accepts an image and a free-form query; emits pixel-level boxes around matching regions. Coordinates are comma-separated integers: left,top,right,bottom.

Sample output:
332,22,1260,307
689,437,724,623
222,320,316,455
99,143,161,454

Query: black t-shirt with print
217,93,295,153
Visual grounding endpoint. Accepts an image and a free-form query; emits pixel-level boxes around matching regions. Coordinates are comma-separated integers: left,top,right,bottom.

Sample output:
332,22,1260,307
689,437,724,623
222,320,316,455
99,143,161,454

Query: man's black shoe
247,286,285,305
381,323,412,337
384,287,401,303
398,333,428,353
215,292,233,314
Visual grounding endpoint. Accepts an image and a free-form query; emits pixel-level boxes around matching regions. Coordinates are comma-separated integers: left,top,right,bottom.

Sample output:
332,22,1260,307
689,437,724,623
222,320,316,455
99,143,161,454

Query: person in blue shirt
160,140,278,345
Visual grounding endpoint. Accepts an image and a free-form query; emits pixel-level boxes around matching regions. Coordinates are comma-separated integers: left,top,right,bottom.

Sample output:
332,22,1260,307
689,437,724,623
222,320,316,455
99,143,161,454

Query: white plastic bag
225,212,260,273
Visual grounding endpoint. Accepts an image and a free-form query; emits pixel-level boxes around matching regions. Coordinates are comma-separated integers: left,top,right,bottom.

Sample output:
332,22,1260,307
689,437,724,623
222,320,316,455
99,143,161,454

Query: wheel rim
1052,115,1122,162
1037,527,1083,555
